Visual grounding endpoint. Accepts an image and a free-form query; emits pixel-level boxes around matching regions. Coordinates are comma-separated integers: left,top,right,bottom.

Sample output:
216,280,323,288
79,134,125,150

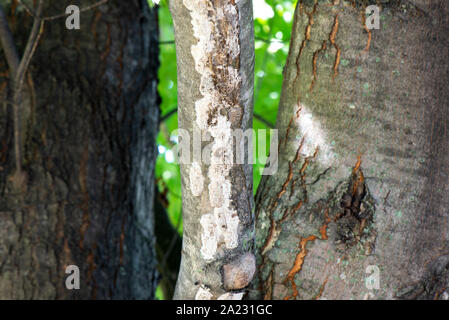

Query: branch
14,1,43,93
3,0,109,184
10,0,44,177
158,40,175,45
255,36,286,44
18,0,109,21
0,5,19,75
159,107,177,124
255,18,275,106
15,0,34,17
254,113,274,128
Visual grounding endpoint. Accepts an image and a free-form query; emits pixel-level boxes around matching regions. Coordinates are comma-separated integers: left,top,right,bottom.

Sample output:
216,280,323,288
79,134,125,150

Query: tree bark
0,0,159,299
251,0,449,300
170,0,255,299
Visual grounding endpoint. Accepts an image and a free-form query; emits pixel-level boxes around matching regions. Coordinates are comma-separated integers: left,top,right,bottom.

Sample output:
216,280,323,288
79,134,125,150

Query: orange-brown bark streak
329,14,340,80
273,161,294,207
361,10,372,52
310,40,327,91
284,235,317,300
352,154,364,195
313,277,329,300
319,209,331,240
293,0,318,84
284,208,330,300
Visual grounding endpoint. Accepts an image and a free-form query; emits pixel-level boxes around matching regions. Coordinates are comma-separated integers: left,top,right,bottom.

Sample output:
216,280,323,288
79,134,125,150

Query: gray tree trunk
170,0,256,299
251,0,449,300
0,0,159,299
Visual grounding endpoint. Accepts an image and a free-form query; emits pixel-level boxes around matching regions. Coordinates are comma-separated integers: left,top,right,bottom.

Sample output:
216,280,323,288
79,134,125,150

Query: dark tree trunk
0,0,159,299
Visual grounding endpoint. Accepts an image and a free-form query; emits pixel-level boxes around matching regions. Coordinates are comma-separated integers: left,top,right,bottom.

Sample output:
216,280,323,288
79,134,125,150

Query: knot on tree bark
222,252,256,290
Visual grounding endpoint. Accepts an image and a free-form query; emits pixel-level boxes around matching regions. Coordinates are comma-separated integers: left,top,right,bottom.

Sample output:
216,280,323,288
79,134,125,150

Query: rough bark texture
251,0,449,300
170,0,255,299
0,0,159,299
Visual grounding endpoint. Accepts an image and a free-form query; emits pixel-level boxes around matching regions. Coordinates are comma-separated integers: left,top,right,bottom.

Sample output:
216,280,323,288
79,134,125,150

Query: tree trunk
251,0,449,300
170,0,256,299
0,0,159,299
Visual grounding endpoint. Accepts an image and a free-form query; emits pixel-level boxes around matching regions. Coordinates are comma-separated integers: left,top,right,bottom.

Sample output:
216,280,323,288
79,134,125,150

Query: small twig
17,0,109,21
158,40,175,45
0,5,19,75
254,113,275,128
44,0,109,21
1,0,109,188
255,36,286,44
0,2,44,180
159,107,177,124
11,0,44,175
15,11,44,95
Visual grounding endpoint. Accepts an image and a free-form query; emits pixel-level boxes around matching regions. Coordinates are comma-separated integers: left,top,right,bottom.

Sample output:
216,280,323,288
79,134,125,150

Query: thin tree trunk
170,0,255,299
251,0,449,300
0,0,159,299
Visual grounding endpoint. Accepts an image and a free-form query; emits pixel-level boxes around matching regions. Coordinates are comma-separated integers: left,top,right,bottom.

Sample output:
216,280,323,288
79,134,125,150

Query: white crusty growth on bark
194,286,214,300
189,161,204,196
294,104,335,165
195,286,244,300
184,0,241,131
184,0,242,262
201,117,240,260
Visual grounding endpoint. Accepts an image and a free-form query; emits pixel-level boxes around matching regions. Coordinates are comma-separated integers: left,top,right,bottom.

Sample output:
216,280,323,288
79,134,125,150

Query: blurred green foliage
154,0,295,299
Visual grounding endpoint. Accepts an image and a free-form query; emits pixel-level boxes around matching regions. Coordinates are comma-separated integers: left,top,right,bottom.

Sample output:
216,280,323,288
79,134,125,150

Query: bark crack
329,13,341,80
